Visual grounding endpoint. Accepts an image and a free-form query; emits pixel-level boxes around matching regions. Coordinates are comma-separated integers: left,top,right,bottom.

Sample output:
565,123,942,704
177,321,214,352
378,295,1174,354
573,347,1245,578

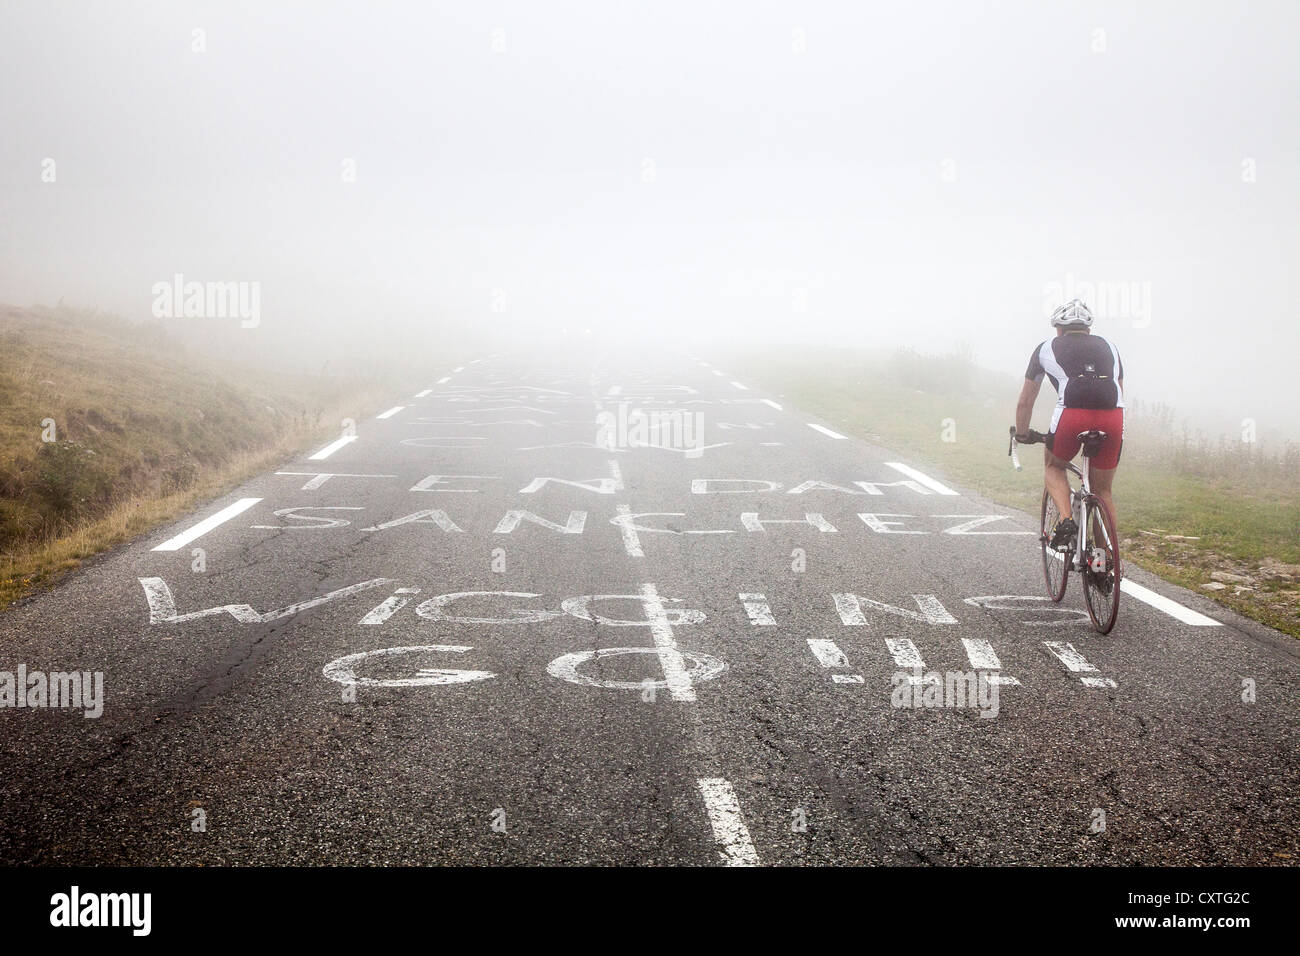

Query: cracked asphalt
1,348,1297,865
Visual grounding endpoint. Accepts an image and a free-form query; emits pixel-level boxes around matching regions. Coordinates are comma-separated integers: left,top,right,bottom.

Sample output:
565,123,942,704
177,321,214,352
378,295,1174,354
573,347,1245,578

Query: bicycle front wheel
1082,495,1121,634
1040,488,1069,602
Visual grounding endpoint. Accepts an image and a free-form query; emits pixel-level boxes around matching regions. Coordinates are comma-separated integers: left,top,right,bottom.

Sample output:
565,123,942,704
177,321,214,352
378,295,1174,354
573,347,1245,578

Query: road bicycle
1009,426,1121,634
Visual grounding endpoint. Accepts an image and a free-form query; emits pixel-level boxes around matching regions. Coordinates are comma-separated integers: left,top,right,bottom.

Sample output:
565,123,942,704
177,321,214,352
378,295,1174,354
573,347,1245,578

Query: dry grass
0,304,415,608
0,402,389,608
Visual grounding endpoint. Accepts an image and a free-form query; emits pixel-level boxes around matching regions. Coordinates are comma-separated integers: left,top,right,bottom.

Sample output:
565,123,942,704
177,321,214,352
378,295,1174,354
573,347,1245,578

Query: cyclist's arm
1015,377,1040,436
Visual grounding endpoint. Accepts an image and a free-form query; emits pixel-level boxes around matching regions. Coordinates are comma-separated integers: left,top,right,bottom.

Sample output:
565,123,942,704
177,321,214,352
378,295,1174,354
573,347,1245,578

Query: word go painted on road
319,644,730,693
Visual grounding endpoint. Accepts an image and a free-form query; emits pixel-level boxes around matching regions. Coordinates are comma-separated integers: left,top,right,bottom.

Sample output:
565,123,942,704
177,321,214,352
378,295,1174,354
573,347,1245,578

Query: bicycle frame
1065,449,1117,575
1064,456,1090,573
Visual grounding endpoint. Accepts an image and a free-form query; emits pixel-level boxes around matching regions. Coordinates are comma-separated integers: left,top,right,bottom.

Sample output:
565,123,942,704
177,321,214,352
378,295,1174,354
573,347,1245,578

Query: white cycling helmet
1050,298,1093,328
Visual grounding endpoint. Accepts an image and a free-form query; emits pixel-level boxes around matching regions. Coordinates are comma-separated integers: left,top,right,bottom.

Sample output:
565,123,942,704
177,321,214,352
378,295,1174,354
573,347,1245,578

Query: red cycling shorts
1048,407,1124,469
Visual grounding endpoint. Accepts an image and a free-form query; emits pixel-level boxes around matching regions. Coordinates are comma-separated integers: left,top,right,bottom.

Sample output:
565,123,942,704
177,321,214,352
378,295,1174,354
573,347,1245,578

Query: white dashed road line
414,389,432,398
614,504,644,557
761,399,783,411
730,381,748,390
883,461,959,495
696,778,760,866
308,434,357,460
152,498,262,552
436,376,450,384
640,582,695,702
807,423,848,440
607,459,625,492
275,471,396,490
375,405,406,420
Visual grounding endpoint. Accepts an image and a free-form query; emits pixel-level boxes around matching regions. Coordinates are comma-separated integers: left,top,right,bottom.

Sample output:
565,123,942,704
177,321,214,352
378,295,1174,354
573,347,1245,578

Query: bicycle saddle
1076,429,1107,458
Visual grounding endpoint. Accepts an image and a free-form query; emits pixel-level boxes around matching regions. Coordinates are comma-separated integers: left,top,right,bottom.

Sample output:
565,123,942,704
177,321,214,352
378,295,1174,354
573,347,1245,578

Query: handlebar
1008,426,1046,471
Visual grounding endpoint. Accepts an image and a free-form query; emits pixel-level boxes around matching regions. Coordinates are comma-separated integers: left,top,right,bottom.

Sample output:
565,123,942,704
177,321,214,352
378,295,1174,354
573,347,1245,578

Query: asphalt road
1,349,1297,865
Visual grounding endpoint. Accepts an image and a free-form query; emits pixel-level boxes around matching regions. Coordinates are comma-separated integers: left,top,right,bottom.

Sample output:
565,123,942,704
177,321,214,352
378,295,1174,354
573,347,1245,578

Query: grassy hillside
0,305,418,607
731,345,1300,638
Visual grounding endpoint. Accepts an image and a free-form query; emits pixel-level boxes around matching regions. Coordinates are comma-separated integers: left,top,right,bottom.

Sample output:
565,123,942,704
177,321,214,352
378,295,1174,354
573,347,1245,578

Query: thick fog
1,1,1297,434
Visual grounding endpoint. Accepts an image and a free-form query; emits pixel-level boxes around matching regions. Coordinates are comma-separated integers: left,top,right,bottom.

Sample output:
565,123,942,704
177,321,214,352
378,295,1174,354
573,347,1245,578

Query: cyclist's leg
1090,466,1117,527
1044,409,1080,523
1043,445,1073,520
1087,408,1124,526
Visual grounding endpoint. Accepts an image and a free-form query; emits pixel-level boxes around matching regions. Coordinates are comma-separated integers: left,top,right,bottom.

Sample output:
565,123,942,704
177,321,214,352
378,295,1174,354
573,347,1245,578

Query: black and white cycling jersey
1025,331,1124,416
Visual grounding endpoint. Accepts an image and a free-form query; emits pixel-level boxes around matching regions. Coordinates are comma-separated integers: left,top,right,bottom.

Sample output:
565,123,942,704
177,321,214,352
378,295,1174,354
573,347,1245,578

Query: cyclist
1015,298,1124,549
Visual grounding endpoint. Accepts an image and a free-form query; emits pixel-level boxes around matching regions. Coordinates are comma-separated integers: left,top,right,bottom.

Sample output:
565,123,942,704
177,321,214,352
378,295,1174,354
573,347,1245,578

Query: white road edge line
152,498,262,552
807,423,848,440
1049,552,1221,626
308,434,357,460
696,777,760,866
1122,579,1222,626
883,461,959,495
375,405,406,419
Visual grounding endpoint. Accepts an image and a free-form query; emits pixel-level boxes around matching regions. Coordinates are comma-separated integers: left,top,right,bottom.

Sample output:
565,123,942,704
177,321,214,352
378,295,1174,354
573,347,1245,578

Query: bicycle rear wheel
1081,495,1121,633
1040,488,1069,602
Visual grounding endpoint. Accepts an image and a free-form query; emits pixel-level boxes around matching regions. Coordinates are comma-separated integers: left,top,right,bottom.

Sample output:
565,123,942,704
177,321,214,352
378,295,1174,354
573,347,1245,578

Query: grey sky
1,1,1296,434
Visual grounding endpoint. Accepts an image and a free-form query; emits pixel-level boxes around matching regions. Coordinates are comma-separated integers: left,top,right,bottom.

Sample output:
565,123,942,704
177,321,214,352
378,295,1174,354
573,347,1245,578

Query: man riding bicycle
1014,298,1124,549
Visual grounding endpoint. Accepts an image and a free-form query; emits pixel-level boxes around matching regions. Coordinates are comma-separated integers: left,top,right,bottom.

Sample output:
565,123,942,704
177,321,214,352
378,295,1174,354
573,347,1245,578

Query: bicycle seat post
1076,429,1106,494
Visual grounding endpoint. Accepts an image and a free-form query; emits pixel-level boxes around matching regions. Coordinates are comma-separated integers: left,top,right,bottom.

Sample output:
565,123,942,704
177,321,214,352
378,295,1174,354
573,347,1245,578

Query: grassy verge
730,345,1300,638
0,304,424,609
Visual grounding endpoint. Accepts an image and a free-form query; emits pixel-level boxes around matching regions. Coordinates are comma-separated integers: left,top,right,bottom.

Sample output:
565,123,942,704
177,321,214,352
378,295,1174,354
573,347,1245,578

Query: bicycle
1008,425,1122,634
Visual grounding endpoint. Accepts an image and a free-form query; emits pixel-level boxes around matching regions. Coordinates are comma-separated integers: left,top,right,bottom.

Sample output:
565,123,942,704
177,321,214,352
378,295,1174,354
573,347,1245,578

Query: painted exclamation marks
884,638,928,685
961,638,1021,686
739,593,776,626
1044,641,1117,688
807,639,863,683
